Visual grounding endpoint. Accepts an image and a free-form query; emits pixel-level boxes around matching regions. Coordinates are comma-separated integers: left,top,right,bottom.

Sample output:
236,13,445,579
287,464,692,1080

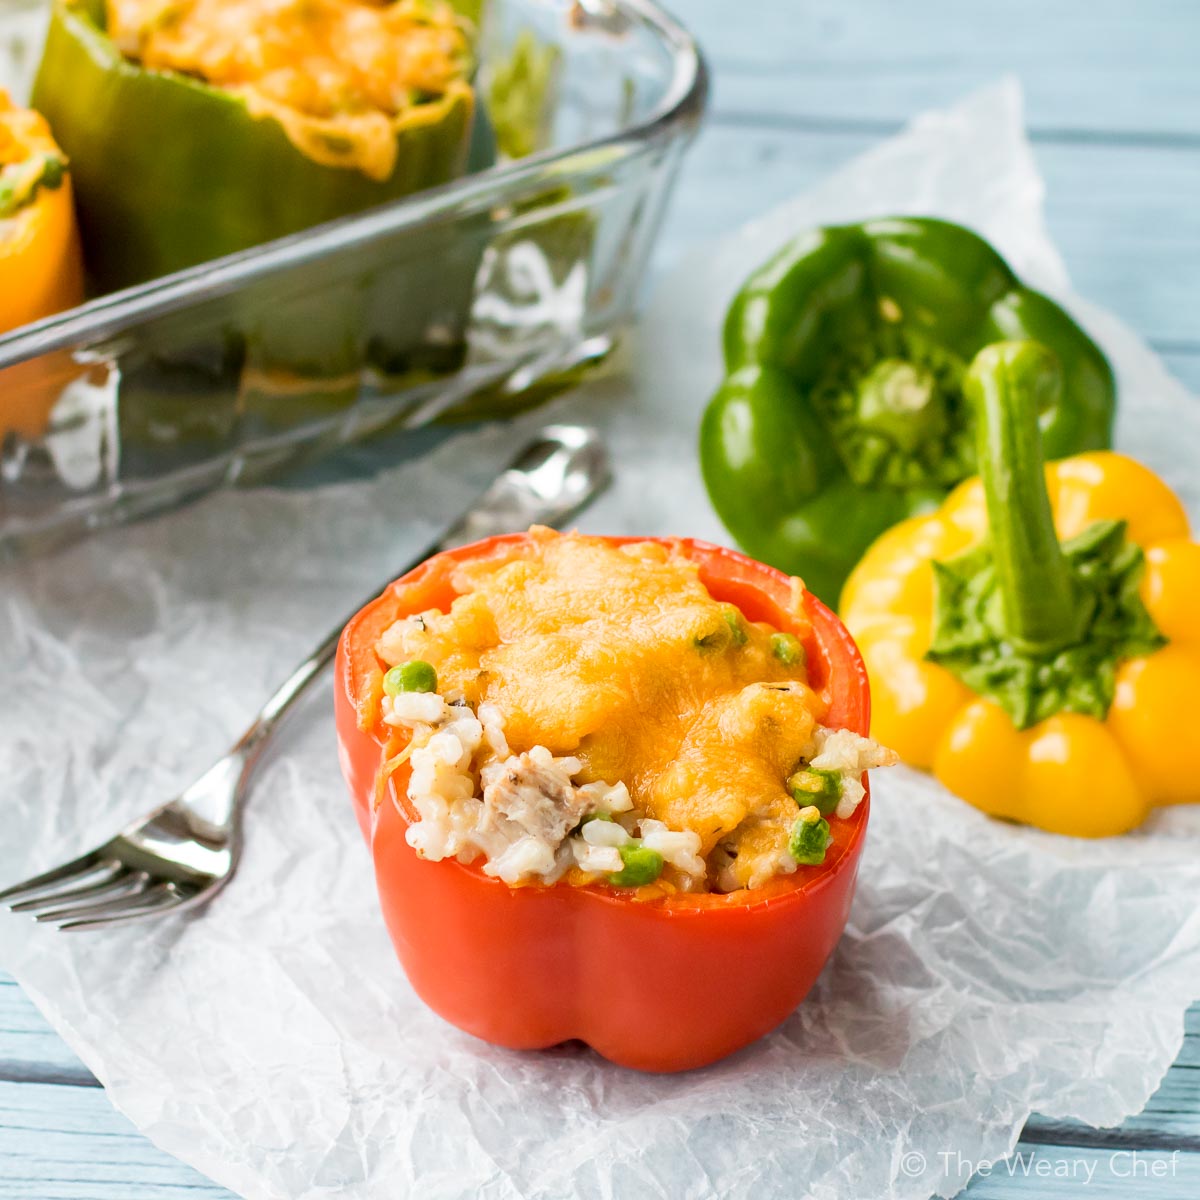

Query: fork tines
0,849,182,931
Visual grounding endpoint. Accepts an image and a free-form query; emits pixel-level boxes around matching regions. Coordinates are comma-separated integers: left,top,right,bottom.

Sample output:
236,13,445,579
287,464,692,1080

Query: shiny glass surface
0,0,705,556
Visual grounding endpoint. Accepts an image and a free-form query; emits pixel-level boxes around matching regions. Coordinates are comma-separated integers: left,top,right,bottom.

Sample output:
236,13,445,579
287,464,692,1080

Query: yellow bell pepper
841,340,1199,837
0,89,84,439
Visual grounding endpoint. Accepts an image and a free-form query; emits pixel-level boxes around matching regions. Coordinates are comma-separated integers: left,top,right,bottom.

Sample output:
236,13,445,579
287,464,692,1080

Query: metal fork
0,425,610,931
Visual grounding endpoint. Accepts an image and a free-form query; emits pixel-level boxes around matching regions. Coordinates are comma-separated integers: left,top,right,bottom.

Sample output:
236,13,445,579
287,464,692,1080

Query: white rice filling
389,692,702,887
386,686,893,889
712,726,897,892
808,726,899,819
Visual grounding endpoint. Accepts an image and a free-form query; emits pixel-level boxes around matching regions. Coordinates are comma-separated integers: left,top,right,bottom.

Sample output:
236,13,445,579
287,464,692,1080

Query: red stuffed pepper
336,529,892,1071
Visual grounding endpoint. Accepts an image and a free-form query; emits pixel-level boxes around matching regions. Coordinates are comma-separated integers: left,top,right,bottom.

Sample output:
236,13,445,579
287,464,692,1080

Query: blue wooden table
3,1,1199,1196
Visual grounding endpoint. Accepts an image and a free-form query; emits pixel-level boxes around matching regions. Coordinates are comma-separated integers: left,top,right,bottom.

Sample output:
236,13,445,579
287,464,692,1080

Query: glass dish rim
0,0,708,372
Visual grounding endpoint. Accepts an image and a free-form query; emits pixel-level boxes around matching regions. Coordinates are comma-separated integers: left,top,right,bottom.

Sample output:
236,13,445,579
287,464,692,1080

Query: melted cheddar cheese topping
105,0,472,179
379,529,834,890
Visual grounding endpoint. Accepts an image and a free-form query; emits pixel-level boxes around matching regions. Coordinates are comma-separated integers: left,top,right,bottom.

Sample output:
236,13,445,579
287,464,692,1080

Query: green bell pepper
32,0,496,464
32,0,478,292
699,217,1116,605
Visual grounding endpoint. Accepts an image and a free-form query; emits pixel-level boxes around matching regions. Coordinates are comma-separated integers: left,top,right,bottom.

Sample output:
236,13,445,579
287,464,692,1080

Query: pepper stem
963,342,1087,656
855,358,946,452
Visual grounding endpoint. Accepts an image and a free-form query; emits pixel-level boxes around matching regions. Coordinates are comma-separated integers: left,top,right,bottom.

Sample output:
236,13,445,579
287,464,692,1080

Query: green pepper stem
964,342,1086,656
855,358,946,453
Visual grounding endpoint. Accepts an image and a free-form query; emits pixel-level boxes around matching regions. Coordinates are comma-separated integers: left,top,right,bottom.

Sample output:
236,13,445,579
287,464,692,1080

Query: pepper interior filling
104,0,473,180
373,529,895,893
0,94,67,220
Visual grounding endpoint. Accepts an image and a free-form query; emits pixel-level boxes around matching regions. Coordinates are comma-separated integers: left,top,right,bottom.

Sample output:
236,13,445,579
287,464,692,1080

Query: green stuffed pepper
699,217,1116,605
33,0,479,291
32,0,494,463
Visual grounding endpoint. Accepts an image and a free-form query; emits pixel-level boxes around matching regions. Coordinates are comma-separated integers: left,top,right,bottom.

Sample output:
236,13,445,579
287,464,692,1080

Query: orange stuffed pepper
336,528,894,1071
0,89,84,438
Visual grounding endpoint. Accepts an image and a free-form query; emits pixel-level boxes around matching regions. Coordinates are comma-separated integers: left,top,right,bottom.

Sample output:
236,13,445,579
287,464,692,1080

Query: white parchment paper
3,81,1200,1200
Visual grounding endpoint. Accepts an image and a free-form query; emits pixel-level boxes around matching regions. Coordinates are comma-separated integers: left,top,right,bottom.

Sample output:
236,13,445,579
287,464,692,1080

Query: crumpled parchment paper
3,80,1200,1200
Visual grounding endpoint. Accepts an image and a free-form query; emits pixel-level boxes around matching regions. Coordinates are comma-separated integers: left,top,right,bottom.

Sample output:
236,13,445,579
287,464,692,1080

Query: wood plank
1162,353,1200,397
2,970,1198,1134
678,0,1200,139
23,971,1200,1148
0,1082,232,1199
962,1144,1200,1198
0,979,95,1087
653,122,1200,351
1,1076,1197,1200
1025,1078,1200,1148
1178,1006,1200,1068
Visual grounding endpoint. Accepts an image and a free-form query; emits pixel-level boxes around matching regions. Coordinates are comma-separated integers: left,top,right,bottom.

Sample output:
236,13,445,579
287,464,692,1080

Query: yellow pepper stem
963,342,1088,656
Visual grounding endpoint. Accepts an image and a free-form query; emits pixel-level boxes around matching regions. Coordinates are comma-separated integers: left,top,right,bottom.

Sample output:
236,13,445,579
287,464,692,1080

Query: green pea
608,841,664,887
39,154,66,190
788,811,831,865
383,660,438,695
694,606,748,653
722,606,749,647
788,767,842,817
771,632,805,667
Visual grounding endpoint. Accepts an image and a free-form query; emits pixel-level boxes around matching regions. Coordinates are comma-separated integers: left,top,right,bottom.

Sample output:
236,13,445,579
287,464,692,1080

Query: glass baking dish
0,0,706,558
